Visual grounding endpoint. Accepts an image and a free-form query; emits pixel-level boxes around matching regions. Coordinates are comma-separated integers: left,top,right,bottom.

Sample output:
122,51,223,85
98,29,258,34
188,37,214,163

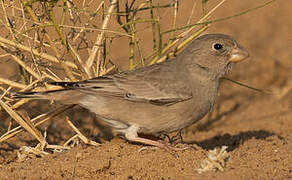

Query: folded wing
49,64,193,106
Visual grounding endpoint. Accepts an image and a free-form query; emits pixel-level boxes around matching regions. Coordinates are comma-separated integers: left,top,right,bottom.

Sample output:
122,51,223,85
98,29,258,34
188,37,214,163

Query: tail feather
49,81,81,88
11,89,86,105
11,89,65,99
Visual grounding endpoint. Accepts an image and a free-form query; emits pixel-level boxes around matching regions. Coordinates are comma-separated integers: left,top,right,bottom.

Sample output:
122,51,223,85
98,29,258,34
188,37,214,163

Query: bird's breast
172,80,219,130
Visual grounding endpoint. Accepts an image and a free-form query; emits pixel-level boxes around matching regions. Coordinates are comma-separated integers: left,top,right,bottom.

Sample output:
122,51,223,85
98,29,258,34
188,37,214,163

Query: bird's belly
138,88,217,133
144,98,213,133
127,97,214,134
78,93,214,134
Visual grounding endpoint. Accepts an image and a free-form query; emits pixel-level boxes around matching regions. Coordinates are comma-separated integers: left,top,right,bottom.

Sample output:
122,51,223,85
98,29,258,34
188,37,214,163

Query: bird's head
181,34,249,79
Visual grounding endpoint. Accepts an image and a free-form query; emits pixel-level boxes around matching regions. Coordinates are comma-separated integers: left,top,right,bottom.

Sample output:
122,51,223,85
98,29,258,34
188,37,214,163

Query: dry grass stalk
0,77,26,89
65,116,100,146
196,146,231,173
0,99,46,146
0,36,78,69
0,105,75,143
87,0,118,77
150,0,227,65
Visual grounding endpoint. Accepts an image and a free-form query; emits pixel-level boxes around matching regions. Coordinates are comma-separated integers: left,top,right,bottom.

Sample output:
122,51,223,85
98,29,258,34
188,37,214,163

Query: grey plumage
13,34,249,150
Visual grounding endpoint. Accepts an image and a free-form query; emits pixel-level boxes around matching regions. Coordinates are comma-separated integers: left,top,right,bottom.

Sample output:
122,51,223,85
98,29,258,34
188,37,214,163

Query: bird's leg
124,125,189,154
162,129,184,145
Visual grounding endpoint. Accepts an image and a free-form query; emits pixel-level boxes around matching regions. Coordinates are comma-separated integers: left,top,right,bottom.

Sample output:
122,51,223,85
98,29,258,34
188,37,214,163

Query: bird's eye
213,43,223,50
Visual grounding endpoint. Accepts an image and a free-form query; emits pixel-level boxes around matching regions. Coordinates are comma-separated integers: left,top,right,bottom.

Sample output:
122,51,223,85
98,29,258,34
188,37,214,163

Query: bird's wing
51,63,193,106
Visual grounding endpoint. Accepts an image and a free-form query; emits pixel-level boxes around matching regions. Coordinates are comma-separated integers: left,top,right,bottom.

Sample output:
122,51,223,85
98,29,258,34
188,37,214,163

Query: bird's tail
11,89,66,99
11,87,86,105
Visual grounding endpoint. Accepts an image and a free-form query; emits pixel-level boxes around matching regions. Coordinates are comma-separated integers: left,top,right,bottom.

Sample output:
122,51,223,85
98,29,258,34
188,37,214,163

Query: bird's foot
134,137,190,157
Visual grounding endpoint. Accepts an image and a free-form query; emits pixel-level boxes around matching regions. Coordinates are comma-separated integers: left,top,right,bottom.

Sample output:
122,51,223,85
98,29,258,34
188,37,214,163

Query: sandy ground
0,0,291,179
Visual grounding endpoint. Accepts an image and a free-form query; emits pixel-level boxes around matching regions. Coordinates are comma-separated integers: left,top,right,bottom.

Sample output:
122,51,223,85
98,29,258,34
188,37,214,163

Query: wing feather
50,62,192,105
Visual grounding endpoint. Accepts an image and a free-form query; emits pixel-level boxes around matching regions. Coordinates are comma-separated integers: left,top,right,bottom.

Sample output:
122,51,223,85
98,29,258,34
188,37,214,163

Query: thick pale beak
229,47,249,62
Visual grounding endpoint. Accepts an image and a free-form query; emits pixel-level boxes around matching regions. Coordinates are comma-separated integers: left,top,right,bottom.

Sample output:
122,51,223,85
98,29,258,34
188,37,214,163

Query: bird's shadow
185,130,284,152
